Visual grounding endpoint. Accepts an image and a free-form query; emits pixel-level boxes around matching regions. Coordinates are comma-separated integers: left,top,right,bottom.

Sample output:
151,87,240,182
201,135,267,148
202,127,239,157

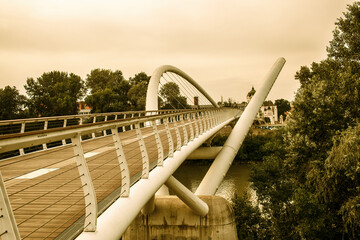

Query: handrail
0,109,189,126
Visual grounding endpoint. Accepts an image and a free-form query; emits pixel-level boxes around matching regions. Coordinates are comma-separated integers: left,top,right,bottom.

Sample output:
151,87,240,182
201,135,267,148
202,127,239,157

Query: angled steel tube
164,176,209,217
195,57,286,195
146,65,219,111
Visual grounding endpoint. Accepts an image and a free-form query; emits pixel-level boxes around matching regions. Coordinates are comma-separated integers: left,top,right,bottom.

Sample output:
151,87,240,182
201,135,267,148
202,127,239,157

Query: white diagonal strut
195,57,286,195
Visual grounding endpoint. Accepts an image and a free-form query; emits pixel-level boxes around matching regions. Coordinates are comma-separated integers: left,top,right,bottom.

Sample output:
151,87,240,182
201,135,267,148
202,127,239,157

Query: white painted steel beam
75,116,235,240
71,134,98,231
186,146,223,160
145,65,219,111
165,176,208,216
0,172,21,240
195,57,286,195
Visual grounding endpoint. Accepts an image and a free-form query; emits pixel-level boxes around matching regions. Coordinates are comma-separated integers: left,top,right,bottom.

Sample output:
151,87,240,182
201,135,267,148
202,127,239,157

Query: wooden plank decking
0,120,197,239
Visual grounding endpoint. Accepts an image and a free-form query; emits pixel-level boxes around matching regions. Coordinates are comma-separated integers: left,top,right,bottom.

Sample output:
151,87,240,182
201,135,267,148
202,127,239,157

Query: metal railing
0,107,240,239
0,110,187,159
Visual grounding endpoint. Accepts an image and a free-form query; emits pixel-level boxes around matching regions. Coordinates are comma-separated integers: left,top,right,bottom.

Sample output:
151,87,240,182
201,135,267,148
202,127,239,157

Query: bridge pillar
123,195,237,240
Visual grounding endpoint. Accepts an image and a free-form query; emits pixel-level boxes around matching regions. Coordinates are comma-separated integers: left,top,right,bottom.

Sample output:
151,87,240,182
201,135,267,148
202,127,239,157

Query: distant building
258,105,278,124
77,101,92,115
246,87,278,124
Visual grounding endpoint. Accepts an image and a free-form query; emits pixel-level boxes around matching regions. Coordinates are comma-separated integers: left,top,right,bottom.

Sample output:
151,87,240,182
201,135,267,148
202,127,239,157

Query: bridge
0,58,285,240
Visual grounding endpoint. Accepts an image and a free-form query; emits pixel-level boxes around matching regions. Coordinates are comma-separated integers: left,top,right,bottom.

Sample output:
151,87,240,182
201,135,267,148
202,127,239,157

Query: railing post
164,117,174,158
111,127,130,197
19,122,25,156
194,112,199,137
0,172,21,240
202,111,208,131
122,114,126,132
130,114,134,130
71,134,97,232
211,110,216,127
197,112,203,135
42,120,48,150
204,111,209,130
180,114,188,145
103,116,108,136
188,113,194,141
62,119,67,145
92,117,96,139
172,116,181,151
210,111,214,128
202,112,208,131
135,122,149,179
151,120,164,166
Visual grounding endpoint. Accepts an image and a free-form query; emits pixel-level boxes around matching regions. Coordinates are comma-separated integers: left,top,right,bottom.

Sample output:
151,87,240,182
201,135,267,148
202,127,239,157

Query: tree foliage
159,82,189,109
127,72,150,110
0,86,27,120
274,98,291,120
327,2,360,62
25,71,85,117
85,69,130,113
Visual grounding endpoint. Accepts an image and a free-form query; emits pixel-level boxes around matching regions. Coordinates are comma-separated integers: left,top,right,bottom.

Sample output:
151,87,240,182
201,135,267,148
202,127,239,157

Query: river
172,162,254,202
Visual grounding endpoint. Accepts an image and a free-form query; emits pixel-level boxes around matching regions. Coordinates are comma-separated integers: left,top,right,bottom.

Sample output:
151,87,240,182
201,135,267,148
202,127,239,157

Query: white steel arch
145,65,219,111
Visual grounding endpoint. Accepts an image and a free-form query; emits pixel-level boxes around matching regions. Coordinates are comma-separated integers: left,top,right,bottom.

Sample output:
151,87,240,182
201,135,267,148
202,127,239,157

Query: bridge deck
0,122,192,239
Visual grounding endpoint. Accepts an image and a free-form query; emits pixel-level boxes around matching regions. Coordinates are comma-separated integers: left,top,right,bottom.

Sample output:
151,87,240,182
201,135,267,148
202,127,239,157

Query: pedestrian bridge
0,58,285,240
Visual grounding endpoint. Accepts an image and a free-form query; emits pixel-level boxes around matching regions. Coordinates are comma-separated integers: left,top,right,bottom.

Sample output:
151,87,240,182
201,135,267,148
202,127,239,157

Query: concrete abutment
123,195,238,240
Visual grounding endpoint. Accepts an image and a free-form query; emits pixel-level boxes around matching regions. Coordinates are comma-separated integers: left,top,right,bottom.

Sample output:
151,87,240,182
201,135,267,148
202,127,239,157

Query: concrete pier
123,195,238,240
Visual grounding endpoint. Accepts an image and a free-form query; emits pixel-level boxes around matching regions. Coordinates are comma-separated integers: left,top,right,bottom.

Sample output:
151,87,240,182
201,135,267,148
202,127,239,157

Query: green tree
127,72,150,110
327,2,360,62
85,69,130,113
159,82,189,109
310,125,360,238
282,2,360,238
274,98,291,120
25,71,85,117
232,194,270,240
0,86,27,120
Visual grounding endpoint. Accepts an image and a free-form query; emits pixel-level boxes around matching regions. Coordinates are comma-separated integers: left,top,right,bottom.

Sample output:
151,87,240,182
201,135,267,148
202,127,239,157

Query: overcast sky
0,0,356,103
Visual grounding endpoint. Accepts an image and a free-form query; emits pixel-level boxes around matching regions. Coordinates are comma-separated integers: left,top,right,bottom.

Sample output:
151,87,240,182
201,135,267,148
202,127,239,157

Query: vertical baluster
122,114,126,132
202,111,208,131
130,114,134,130
103,116,108,136
135,123,149,179
210,110,215,127
19,122,25,156
188,113,194,141
164,117,174,158
111,127,130,197
173,116,181,151
62,119,68,145
194,112,199,137
92,116,96,139
197,112,203,135
0,172,21,240
152,120,164,166
180,114,188,145
71,134,97,231
42,120,48,150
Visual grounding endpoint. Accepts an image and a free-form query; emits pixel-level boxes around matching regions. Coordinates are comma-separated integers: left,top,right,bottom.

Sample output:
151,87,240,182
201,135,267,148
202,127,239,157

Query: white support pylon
195,57,286,195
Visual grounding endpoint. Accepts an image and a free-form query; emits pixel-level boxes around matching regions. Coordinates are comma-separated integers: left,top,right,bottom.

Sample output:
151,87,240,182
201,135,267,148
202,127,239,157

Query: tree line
0,70,190,120
234,2,360,239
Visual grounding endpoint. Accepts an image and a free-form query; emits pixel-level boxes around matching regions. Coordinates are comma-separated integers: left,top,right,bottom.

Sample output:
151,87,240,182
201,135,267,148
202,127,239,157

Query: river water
173,162,254,202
